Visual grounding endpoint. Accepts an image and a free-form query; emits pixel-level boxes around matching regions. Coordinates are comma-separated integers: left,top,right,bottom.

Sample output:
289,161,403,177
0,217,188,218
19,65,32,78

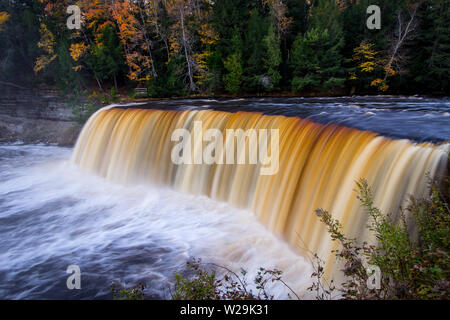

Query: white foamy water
0,144,313,299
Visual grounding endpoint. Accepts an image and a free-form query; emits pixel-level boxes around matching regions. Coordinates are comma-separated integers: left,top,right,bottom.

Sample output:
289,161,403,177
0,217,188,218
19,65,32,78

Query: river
0,96,448,299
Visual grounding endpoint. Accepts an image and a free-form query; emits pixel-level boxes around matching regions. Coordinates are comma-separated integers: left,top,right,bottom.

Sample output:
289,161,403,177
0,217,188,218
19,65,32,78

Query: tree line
0,0,448,97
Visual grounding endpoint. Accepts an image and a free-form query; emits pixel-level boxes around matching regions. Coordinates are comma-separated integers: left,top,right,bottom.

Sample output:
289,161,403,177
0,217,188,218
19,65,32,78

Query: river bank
1,88,449,146
0,87,83,146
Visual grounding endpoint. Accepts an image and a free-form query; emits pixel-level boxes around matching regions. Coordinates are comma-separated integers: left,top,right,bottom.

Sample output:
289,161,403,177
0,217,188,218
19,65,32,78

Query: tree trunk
180,7,195,93
384,5,420,82
95,76,103,91
138,4,157,78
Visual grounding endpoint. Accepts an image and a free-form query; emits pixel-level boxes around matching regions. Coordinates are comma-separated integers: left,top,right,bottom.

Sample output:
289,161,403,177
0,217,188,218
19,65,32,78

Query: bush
71,89,119,124
111,282,145,300
110,87,119,102
312,178,450,300
171,258,299,300
71,100,101,124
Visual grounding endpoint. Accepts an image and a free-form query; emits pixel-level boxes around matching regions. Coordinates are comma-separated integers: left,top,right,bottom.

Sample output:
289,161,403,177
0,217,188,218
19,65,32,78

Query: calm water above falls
135,96,450,142
0,96,448,299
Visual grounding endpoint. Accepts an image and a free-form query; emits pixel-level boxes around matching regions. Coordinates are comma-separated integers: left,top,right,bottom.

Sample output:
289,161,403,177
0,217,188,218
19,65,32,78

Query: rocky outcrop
0,87,83,146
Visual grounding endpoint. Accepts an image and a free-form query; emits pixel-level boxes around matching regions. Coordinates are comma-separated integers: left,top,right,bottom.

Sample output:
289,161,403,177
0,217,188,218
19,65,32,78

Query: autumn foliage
1,0,448,96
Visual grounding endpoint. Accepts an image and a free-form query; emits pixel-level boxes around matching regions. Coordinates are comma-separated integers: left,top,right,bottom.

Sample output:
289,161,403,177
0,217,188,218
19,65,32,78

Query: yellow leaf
70,42,90,62
0,11,10,31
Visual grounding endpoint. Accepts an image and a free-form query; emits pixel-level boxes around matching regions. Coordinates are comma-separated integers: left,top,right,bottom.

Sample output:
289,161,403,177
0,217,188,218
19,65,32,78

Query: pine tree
409,0,450,93
223,53,243,94
223,27,243,94
263,24,282,90
245,9,269,92
88,23,125,91
290,0,345,92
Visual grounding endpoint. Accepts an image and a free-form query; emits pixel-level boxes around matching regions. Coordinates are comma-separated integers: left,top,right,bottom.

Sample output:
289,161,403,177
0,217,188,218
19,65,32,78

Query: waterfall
72,107,448,276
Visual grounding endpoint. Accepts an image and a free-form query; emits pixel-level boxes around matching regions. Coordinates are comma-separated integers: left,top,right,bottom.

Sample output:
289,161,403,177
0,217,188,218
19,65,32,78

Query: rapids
1,96,449,299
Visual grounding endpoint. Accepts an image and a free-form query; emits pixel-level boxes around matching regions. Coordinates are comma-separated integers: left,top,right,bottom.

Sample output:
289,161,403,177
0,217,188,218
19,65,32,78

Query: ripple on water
0,144,314,299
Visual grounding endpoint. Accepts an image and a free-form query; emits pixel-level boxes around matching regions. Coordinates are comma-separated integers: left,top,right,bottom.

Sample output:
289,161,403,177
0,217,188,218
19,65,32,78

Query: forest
0,0,448,97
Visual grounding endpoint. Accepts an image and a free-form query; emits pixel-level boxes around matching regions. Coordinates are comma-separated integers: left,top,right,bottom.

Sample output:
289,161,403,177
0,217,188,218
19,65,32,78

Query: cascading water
72,107,449,277
1,97,449,299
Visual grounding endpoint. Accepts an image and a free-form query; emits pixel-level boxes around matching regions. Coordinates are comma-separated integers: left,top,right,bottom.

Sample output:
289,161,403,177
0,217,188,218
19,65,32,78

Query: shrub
111,282,145,300
171,258,299,300
110,87,119,102
312,178,450,300
71,100,101,124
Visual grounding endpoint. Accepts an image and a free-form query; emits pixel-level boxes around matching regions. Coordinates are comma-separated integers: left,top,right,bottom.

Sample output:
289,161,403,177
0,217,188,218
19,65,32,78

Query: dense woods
0,0,448,97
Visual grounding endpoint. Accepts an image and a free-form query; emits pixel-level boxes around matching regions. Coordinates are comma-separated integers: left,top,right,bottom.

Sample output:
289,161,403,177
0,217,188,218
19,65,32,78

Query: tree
193,3,219,92
0,0,42,87
111,0,155,84
165,0,197,93
223,52,243,94
263,0,292,36
55,38,84,93
223,27,243,94
263,24,282,90
290,0,345,92
87,23,125,91
244,9,269,92
291,0,345,91
34,23,57,73
409,0,450,93
1,0,448,96
211,0,250,58
376,0,424,91
210,0,252,92
262,0,289,91
348,41,385,92
0,11,9,31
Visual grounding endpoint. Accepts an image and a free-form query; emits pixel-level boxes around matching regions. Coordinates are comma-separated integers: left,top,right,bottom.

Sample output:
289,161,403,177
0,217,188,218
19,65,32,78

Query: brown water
1,97,449,299
73,107,448,276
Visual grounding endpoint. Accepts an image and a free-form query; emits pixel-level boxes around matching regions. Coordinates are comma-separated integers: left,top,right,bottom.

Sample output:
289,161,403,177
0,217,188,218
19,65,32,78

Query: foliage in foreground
171,259,299,300
113,177,449,300
111,282,145,300
312,178,449,300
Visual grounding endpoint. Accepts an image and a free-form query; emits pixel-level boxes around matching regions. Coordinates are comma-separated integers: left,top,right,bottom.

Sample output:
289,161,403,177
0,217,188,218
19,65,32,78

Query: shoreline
0,88,448,147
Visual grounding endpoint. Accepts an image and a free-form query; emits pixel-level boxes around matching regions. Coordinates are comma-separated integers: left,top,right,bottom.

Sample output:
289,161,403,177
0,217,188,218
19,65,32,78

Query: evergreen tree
409,0,450,93
244,9,270,92
87,24,125,91
1,0,448,96
211,0,251,56
0,0,42,86
290,0,345,92
223,53,243,94
223,27,243,94
263,24,282,91
211,0,253,91
55,40,84,93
